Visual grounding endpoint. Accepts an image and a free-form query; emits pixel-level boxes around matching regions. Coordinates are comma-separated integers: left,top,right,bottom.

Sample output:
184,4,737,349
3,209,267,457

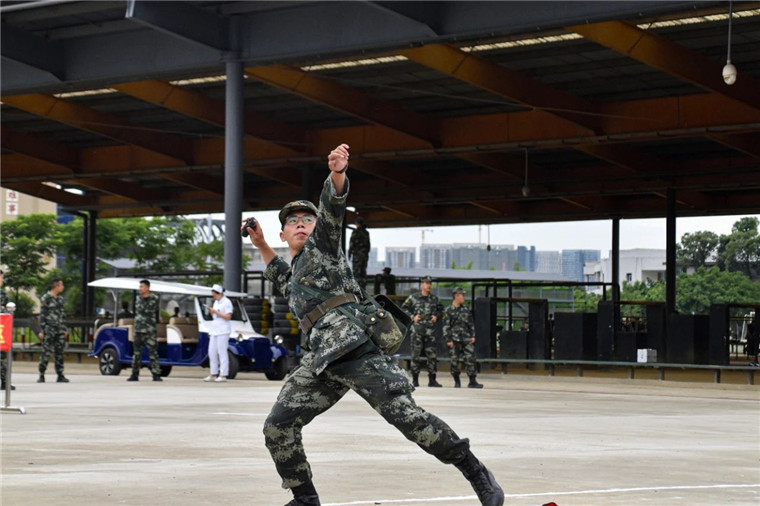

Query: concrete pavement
2,361,759,505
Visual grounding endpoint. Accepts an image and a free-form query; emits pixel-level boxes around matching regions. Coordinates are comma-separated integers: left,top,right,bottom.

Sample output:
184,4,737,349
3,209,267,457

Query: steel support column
223,60,244,292
85,210,97,318
611,217,620,303
666,189,677,315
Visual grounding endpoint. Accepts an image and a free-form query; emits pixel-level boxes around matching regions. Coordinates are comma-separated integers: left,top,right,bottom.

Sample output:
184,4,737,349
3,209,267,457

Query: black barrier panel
667,314,710,364
708,304,730,366
554,312,597,360
474,298,498,358
615,332,641,362
527,301,549,360
499,330,527,359
597,301,615,361
646,304,666,356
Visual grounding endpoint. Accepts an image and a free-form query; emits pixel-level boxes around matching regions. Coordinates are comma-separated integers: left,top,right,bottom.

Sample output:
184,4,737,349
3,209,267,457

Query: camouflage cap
420,275,433,283
451,286,466,296
278,200,318,225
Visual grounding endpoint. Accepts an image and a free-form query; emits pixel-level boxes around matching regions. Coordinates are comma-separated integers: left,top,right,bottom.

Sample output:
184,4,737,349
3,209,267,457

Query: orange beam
569,20,760,111
1,94,193,164
399,43,601,133
1,128,80,170
111,80,306,154
245,64,441,146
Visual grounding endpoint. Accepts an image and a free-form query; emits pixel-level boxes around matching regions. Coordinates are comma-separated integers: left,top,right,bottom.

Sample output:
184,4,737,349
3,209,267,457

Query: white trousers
208,333,229,376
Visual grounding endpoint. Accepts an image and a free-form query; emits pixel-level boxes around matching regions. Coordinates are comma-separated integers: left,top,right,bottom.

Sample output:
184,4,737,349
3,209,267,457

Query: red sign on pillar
0,314,12,352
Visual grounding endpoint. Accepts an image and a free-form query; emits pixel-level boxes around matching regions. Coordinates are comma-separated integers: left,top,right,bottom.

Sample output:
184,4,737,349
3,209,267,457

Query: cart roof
88,277,248,298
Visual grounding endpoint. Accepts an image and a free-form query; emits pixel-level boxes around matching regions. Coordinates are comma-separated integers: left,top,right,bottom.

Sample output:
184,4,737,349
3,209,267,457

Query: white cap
211,284,224,294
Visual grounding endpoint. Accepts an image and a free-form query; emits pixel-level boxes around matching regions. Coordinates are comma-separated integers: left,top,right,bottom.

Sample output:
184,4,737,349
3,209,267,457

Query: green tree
0,214,62,302
717,217,760,279
573,288,601,312
676,266,760,314
677,231,719,271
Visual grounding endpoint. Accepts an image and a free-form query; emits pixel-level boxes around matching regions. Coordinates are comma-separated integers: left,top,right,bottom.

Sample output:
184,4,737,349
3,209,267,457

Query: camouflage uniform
347,224,370,289
38,292,67,376
132,293,161,377
1,287,8,385
402,292,441,376
444,303,478,377
262,175,470,491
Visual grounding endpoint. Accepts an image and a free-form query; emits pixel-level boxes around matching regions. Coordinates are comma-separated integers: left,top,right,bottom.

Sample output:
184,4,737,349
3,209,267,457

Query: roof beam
111,80,307,153
710,133,760,159
244,64,441,146
2,182,95,208
160,173,225,196
2,94,194,164
399,43,602,133
569,20,760,111
575,143,666,173
70,177,164,203
0,23,64,80
125,0,230,51
1,128,80,170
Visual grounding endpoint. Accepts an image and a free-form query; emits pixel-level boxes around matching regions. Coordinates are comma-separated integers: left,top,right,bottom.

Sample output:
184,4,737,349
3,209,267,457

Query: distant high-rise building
516,245,536,271
385,247,416,269
562,249,601,282
536,251,562,275
420,244,451,270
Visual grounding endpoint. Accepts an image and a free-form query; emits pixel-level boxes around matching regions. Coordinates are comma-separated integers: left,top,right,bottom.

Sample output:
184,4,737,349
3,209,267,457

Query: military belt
300,293,361,334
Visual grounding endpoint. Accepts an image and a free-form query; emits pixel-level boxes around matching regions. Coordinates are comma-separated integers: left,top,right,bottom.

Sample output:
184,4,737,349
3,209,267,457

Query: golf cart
88,277,298,380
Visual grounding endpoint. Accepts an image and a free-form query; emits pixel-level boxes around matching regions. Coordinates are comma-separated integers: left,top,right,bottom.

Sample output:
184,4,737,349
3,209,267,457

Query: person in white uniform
204,284,233,382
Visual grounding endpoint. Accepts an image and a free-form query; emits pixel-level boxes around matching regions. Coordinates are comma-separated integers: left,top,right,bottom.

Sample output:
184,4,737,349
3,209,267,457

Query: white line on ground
210,412,266,416
323,483,760,505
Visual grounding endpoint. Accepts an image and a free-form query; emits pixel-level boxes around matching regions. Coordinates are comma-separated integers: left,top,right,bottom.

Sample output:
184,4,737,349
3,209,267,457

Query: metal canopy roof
2,1,759,226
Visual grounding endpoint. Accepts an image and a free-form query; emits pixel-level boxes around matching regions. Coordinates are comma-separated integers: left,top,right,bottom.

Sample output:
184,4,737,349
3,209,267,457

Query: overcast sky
235,211,759,261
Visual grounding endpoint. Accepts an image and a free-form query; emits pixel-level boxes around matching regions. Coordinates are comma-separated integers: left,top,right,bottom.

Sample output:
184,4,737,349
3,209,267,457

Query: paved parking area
2,361,759,505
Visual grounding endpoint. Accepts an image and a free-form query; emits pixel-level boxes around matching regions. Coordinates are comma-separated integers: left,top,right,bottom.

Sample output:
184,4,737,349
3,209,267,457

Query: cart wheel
99,347,122,376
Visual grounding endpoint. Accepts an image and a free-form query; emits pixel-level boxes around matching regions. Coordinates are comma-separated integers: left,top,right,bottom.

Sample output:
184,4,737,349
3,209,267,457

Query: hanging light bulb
521,148,530,197
723,0,737,85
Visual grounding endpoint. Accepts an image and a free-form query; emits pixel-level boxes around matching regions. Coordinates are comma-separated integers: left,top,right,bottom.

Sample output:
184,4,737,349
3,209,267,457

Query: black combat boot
1,382,15,390
468,375,483,389
428,374,442,387
455,451,504,506
127,374,139,382
412,372,419,387
285,481,321,506
37,374,45,383
56,375,69,383
453,372,461,388
152,373,163,382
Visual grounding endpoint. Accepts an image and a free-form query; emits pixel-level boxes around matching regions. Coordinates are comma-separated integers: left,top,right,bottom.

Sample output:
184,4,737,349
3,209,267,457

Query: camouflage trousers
132,331,161,376
263,340,470,490
410,327,438,375
352,255,368,289
1,351,8,383
38,333,66,375
448,341,477,377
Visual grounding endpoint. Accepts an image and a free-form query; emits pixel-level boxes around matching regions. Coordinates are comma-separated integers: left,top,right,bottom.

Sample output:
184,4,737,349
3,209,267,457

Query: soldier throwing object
127,279,162,382
402,276,443,387
244,143,503,506
37,278,69,383
444,287,483,388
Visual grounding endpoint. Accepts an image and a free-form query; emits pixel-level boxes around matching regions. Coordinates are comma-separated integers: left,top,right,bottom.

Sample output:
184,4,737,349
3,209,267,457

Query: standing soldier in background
37,278,69,383
444,287,483,389
0,269,13,390
347,216,370,289
128,279,162,382
402,276,442,387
